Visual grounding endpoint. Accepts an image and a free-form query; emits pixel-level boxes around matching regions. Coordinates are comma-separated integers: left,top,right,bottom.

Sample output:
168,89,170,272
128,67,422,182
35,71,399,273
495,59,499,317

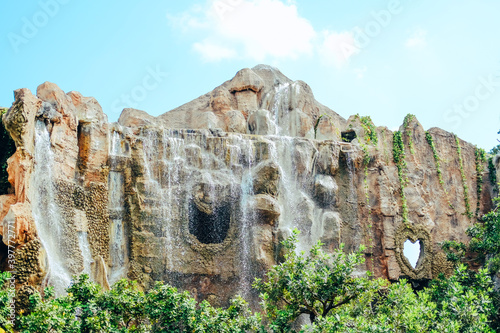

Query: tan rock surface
1,66,496,310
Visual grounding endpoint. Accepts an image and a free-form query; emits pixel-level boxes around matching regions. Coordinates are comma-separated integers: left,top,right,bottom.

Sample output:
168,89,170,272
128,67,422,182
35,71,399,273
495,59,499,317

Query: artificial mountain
0,64,498,308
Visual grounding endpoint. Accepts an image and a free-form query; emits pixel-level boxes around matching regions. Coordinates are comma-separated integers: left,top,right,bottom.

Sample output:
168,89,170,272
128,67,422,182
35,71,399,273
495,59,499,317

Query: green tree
0,272,14,332
253,229,372,331
490,130,500,155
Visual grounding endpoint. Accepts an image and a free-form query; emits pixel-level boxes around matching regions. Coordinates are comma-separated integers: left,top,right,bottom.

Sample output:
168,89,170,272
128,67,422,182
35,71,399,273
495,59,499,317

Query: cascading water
345,152,356,205
78,232,93,275
269,137,315,250
234,135,256,299
271,83,290,135
108,130,128,284
142,128,190,275
161,129,185,271
266,82,326,252
33,120,72,295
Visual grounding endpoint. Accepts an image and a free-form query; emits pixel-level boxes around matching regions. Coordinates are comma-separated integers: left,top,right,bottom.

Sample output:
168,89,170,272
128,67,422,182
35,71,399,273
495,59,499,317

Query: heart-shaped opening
403,239,421,269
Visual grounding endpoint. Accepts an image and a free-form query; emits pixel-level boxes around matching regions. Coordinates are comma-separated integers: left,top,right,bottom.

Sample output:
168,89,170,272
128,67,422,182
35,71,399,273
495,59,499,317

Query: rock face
0,66,497,308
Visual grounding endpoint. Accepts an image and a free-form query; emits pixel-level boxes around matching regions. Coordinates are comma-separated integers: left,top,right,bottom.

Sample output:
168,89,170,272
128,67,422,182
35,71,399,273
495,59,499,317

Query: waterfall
108,130,128,284
33,120,72,295
141,128,188,275
271,83,290,135
78,232,93,275
345,152,356,204
268,137,305,245
161,129,185,271
235,135,256,299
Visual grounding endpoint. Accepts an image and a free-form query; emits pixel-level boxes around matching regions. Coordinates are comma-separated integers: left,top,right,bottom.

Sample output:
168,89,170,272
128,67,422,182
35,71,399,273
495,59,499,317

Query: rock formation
0,65,497,307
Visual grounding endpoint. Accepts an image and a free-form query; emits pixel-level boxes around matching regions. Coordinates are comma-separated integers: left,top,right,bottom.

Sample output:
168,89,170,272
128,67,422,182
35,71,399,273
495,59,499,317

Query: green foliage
146,282,260,332
0,108,16,195
475,147,487,216
488,156,497,187
254,229,370,330
0,272,14,332
455,135,473,218
306,266,494,333
17,274,261,333
358,115,378,145
361,144,373,254
313,114,330,140
425,131,454,210
7,230,500,332
466,199,500,274
442,193,500,329
490,130,500,155
403,114,416,155
393,131,409,225
425,131,444,186
426,265,494,332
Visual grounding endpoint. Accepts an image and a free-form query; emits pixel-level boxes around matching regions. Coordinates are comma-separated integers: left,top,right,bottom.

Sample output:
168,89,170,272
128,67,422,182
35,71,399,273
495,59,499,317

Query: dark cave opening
0,236,9,271
76,121,91,175
188,201,230,244
341,130,357,143
0,109,16,195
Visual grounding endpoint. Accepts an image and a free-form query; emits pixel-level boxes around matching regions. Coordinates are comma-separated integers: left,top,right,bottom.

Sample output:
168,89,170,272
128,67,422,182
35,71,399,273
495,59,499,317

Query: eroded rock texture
0,65,497,307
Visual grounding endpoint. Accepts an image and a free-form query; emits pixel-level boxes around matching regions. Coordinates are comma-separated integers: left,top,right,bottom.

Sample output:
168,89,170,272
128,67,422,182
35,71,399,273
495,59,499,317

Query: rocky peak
0,66,498,311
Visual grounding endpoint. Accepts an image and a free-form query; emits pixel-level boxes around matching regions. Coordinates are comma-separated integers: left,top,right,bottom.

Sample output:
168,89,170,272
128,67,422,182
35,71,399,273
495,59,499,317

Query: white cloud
353,66,367,79
318,30,359,68
405,28,427,48
169,0,316,62
166,5,208,32
193,39,237,62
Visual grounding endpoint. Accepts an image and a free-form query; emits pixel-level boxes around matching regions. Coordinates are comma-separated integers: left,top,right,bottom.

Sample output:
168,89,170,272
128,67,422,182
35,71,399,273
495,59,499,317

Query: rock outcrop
0,65,497,308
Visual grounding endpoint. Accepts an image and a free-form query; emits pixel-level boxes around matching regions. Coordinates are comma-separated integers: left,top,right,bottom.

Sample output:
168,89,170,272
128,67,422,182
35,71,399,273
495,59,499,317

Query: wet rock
37,101,62,123
3,88,40,154
252,224,276,272
281,108,314,138
315,143,340,175
252,160,280,197
247,109,276,135
210,87,233,113
247,194,281,225
228,68,264,93
313,175,338,208
118,108,155,128
224,110,246,133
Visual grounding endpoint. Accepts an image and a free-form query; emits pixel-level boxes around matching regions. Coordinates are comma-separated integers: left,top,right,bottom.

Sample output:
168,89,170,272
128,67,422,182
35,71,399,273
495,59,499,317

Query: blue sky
1,0,499,150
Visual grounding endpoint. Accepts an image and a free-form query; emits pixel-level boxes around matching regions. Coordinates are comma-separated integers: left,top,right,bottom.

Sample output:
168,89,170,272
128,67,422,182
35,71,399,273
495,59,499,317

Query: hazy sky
1,0,499,150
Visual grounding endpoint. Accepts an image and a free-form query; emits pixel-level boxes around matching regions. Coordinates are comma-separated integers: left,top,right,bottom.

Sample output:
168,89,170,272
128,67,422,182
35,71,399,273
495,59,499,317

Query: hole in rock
0,236,8,271
0,115,16,195
341,130,357,143
188,201,230,244
77,121,91,174
404,239,421,269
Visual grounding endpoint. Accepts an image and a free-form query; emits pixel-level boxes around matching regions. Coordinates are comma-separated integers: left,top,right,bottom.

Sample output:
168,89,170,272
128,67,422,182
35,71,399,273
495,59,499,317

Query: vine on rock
393,131,409,225
359,115,378,145
425,131,454,210
403,114,415,155
455,135,473,219
488,156,497,188
361,144,373,259
475,147,487,217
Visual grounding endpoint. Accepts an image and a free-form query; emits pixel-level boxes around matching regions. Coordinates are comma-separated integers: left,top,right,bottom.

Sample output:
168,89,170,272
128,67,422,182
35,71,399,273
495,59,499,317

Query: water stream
33,120,72,295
